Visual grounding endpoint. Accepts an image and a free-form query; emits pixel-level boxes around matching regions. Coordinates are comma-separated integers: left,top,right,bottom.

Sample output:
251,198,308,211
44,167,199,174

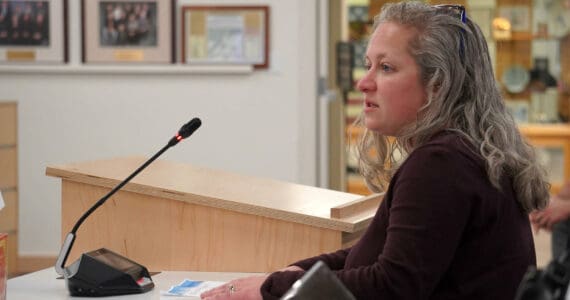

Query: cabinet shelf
519,124,570,137
346,124,570,195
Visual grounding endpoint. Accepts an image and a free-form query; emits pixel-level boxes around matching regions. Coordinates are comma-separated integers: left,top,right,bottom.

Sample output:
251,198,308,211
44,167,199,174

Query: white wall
0,0,318,256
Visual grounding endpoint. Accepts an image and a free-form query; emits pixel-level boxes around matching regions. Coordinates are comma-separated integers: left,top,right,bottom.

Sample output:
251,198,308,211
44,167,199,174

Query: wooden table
47,157,382,272
7,268,258,300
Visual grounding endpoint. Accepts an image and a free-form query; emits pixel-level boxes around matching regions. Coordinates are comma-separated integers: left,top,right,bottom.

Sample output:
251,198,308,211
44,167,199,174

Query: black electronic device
515,250,570,300
54,118,202,297
281,261,356,300
64,248,153,297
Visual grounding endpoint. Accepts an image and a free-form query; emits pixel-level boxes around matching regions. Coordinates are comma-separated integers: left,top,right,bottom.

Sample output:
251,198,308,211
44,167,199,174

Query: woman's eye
379,63,392,72
364,63,372,70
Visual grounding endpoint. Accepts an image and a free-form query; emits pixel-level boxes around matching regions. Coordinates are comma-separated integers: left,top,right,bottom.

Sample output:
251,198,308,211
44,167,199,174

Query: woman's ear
427,80,441,100
431,83,441,98
429,69,446,97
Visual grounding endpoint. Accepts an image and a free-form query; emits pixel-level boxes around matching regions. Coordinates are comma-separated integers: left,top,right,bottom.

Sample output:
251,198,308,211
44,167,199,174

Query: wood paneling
0,190,17,231
48,157,370,233
16,256,55,275
49,157,377,272
0,103,16,145
0,148,17,189
0,101,17,278
61,182,345,272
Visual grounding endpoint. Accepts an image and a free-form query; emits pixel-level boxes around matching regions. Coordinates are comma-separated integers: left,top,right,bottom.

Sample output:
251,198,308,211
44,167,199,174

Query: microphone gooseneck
55,118,202,276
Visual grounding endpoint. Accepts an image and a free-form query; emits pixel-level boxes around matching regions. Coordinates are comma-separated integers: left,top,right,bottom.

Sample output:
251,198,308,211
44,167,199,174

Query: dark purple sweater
261,131,535,299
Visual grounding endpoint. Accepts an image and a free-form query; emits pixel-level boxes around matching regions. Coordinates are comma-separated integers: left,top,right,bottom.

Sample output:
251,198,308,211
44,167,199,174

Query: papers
162,279,225,297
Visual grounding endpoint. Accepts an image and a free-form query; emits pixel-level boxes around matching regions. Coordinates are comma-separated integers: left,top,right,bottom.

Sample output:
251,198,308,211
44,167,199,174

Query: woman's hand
200,265,303,299
530,196,570,232
200,275,268,300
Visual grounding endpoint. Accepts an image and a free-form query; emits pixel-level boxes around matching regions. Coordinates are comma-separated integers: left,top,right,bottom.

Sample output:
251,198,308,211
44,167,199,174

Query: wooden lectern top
46,156,381,233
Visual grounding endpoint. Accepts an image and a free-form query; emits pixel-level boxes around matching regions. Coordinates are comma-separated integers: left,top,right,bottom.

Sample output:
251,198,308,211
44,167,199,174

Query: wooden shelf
519,124,570,137
346,124,570,196
0,64,254,75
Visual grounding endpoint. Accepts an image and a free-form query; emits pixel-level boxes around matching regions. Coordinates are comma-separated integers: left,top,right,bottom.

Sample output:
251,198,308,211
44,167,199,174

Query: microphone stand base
64,248,154,297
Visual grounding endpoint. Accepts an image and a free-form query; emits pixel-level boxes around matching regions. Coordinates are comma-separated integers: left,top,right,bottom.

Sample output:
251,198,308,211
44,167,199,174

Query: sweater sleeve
261,145,477,299
290,248,351,271
259,248,351,299
260,270,305,300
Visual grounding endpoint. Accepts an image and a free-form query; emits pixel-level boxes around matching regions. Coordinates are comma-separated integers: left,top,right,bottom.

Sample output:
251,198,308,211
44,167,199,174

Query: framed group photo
0,0,68,63
181,6,269,69
82,0,175,64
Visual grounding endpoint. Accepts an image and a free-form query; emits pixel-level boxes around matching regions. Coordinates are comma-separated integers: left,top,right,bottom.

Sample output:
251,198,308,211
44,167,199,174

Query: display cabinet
347,125,570,196
343,0,570,196
519,124,570,194
0,102,18,276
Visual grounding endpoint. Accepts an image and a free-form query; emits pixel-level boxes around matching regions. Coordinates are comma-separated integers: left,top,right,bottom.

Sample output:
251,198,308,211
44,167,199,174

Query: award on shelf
529,57,559,123
502,64,530,94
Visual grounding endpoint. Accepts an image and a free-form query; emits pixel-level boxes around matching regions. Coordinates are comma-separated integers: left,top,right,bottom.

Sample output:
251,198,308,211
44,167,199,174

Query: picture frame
81,0,175,64
181,6,269,69
0,0,68,64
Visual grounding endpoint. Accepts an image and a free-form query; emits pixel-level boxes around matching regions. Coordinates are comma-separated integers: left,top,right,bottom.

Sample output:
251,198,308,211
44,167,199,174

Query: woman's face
357,22,427,136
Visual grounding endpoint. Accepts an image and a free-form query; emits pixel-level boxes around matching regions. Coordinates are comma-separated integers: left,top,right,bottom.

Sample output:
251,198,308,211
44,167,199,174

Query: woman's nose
357,71,375,93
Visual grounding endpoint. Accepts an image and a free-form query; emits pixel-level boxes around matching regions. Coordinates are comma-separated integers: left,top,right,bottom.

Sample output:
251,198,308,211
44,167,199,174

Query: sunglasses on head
433,4,467,24
434,4,467,59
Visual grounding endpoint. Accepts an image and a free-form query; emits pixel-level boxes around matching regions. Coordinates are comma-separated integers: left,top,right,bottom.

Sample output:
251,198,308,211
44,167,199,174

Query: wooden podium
46,157,381,272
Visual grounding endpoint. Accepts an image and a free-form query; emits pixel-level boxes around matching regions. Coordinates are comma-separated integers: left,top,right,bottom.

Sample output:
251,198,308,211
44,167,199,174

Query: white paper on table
161,279,226,297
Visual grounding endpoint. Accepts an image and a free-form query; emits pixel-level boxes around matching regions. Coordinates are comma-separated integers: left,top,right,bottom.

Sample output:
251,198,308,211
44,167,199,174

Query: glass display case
343,0,570,195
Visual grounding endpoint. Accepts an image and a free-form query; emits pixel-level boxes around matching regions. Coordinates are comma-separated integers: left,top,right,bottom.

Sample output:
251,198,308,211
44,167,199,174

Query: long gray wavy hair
355,1,549,213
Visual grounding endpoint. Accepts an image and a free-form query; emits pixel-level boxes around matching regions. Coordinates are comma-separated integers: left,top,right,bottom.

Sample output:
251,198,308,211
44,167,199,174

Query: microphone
54,118,202,297
168,117,201,147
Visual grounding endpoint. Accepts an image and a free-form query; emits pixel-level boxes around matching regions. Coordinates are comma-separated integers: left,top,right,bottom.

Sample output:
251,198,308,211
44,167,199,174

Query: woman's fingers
201,283,232,299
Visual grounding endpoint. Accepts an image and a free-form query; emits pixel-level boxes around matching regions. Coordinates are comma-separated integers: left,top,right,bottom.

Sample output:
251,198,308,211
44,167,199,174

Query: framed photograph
0,0,68,63
82,0,175,64
181,6,269,69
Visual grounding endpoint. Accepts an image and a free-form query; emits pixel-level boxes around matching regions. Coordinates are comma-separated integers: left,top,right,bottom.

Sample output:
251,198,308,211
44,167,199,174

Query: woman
531,181,570,259
202,2,549,299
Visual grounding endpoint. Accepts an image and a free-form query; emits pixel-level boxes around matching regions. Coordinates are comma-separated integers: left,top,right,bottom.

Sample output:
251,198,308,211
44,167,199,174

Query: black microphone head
179,118,202,139
168,118,201,147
